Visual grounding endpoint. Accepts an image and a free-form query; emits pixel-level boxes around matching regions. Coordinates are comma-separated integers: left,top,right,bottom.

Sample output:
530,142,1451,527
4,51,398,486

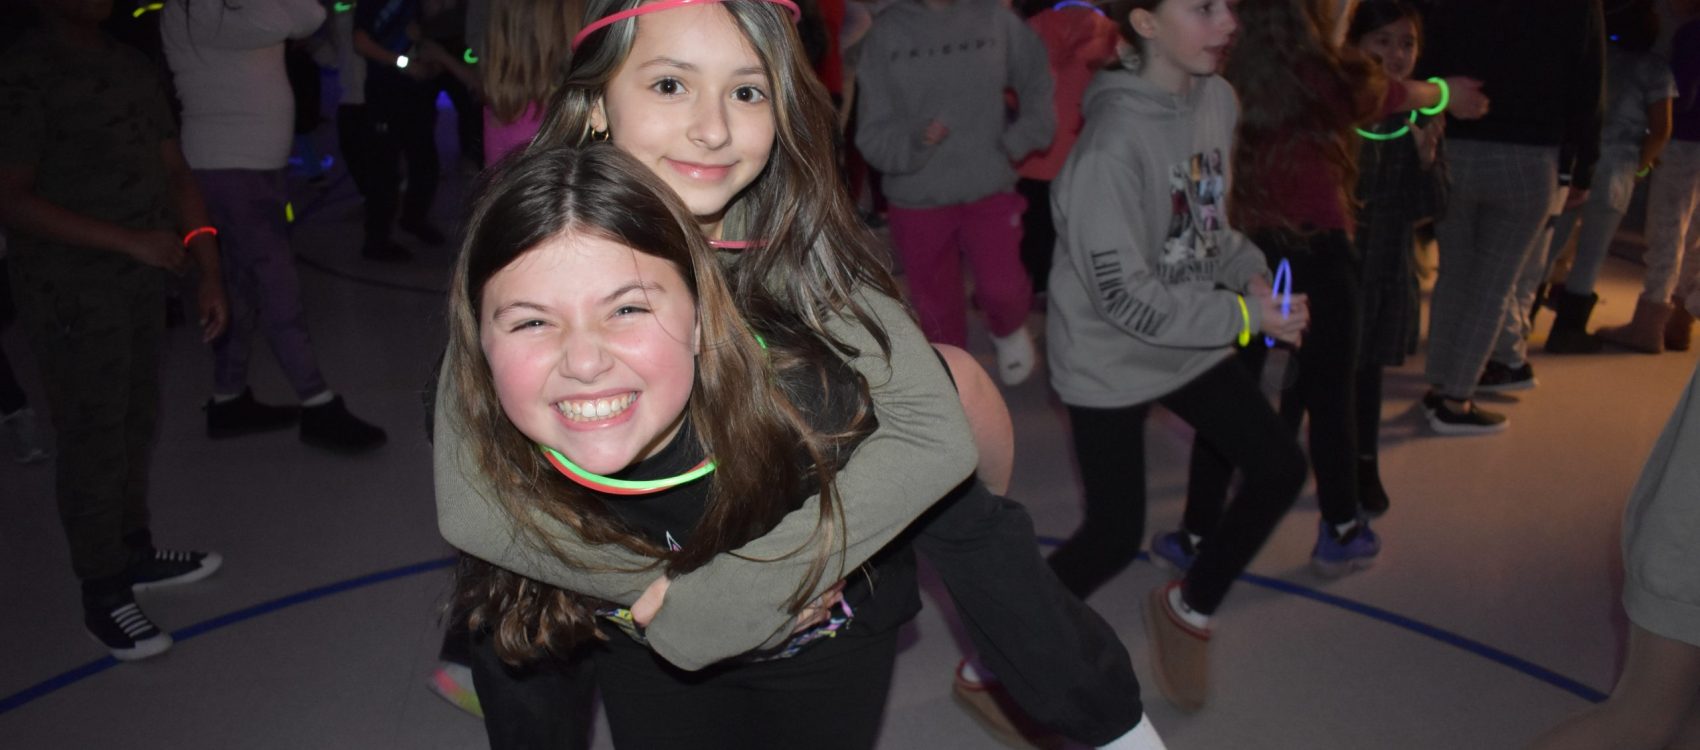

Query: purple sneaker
1149,530,1197,576
1311,518,1380,578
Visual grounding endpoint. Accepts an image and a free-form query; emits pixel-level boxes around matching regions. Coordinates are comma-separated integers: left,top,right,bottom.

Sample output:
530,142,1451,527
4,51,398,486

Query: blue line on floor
1,542,1606,718
0,557,456,717
1030,535,1609,704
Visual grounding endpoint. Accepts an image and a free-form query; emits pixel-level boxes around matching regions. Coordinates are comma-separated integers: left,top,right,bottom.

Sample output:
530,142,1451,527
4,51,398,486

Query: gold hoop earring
592,128,610,142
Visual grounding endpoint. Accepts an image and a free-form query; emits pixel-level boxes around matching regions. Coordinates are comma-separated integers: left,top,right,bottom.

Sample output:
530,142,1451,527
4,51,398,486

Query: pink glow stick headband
571,0,803,51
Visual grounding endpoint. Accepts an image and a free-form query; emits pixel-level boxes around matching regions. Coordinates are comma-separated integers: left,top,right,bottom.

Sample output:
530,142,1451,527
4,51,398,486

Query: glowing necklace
543,445,715,496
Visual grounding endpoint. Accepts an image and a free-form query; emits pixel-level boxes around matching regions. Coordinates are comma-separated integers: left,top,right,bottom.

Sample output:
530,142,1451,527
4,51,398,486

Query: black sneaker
86,598,173,661
398,218,446,247
130,548,223,592
206,388,300,439
300,395,388,453
362,239,414,263
1476,361,1537,393
1424,392,1508,435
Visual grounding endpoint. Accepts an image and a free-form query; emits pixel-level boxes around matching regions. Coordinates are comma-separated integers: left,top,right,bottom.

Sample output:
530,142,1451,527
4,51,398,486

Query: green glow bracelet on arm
1419,77,1450,117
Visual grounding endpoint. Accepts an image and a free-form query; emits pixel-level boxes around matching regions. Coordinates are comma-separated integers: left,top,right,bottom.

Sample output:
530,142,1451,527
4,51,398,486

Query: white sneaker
990,327,1036,386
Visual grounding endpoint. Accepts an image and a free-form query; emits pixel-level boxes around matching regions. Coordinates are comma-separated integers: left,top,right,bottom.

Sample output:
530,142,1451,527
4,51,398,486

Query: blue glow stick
1051,0,1107,15
1265,258,1292,348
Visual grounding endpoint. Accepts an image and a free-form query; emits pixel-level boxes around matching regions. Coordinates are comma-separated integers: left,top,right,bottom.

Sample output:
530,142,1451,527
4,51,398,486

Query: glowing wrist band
182,226,217,247
1636,165,1652,178
543,445,716,495
463,48,479,64
1264,258,1292,348
1235,295,1251,347
572,0,802,51
1419,77,1449,117
395,54,410,69
333,1,354,11
1356,111,1418,141
132,3,164,18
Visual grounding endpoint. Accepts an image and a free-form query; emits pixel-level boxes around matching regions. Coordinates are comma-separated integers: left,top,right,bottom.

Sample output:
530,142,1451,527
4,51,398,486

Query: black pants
336,104,383,204
1050,357,1307,615
1016,177,1054,293
465,626,597,750
914,479,1143,745
1195,229,1365,526
595,628,898,749
0,259,27,415
364,77,439,241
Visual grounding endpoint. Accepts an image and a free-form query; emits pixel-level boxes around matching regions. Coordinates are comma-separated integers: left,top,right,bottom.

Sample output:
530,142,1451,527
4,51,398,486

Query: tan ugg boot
1666,296,1694,352
1597,297,1674,354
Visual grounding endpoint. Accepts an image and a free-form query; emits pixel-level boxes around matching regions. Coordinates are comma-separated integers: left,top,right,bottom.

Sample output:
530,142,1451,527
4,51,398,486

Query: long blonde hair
482,0,585,123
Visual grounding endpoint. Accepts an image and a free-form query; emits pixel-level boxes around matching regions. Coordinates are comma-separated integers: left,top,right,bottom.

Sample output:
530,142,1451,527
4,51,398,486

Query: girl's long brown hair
1223,0,1385,232
447,144,869,663
531,0,903,362
481,0,585,123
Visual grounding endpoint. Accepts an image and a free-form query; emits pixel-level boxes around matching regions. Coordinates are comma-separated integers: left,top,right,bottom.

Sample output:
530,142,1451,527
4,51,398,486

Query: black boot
1544,290,1603,354
300,395,387,453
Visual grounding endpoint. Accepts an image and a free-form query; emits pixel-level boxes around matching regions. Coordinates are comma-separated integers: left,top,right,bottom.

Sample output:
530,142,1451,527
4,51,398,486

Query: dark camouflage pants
10,259,165,582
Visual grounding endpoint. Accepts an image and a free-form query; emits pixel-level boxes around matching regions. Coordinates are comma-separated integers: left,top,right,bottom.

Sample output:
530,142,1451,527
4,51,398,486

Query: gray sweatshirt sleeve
435,289,978,670
852,26,937,176
1057,140,1260,347
998,10,1056,162
1211,229,1271,295
646,288,978,668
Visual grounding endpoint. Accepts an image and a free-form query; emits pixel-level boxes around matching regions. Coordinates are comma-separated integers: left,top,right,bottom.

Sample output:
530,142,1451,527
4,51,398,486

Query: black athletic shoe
86,597,173,661
1424,391,1508,436
130,548,223,592
205,388,300,439
1476,361,1537,393
300,395,388,454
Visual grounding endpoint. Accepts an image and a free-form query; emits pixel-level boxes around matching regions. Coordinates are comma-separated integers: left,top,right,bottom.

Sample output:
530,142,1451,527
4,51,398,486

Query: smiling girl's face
481,232,700,475
1356,16,1418,81
591,3,778,237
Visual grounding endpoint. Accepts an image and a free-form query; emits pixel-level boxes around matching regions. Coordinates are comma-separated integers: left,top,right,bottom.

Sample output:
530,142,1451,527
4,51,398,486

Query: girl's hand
792,580,847,633
125,229,189,274
1442,76,1489,120
1255,284,1309,348
196,276,229,343
631,575,671,628
921,119,949,146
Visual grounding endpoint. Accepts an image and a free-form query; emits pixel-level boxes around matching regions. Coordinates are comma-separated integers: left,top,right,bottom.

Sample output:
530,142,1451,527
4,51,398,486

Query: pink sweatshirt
1015,5,1119,182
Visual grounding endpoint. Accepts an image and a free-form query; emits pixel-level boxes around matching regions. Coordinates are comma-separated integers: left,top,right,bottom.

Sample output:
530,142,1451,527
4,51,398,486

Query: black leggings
595,628,898,749
1050,356,1306,615
1198,228,1365,526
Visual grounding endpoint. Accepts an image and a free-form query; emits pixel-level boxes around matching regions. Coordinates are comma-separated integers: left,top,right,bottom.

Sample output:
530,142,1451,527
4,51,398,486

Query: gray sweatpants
1426,140,1559,398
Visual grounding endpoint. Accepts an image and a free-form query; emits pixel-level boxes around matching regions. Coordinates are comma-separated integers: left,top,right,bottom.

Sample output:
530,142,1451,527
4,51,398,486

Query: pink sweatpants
886,191,1034,347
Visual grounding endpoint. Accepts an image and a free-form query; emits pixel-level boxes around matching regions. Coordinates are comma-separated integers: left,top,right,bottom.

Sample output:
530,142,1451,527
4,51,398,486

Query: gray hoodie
853,0,1054,209
1046,70,1269,408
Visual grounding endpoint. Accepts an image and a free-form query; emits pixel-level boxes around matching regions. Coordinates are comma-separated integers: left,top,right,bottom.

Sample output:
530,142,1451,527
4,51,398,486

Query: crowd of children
3,0,1700,747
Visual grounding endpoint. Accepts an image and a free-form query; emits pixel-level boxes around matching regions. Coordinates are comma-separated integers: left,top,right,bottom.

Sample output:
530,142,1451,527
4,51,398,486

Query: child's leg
1283,232,1363,527
932,344,1013,495
1641,141,1700,303
592,637,748,748
1182,347,1266,538
887,203,969,346
747,634,900,749
1525,623,1700,750
916,480,1145,745
1162,357,1306,615
1049,402,1153,599
195,169,330,401
466,629,597,750
1560,153,1638,297
957,191,1034,339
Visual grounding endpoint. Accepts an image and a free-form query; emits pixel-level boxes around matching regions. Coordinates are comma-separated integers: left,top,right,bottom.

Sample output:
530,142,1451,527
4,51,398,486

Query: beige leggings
1527,623,1700,750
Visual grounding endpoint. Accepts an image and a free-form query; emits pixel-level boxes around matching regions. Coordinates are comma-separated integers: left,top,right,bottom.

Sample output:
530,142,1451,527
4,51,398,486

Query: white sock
212,392,243,404
990,326,1035,386
1167,585,1211,630
302,390,335,407
957,655,996,686
1332,519,1359,539
1098,715,1169,750
1186,532,1203,548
